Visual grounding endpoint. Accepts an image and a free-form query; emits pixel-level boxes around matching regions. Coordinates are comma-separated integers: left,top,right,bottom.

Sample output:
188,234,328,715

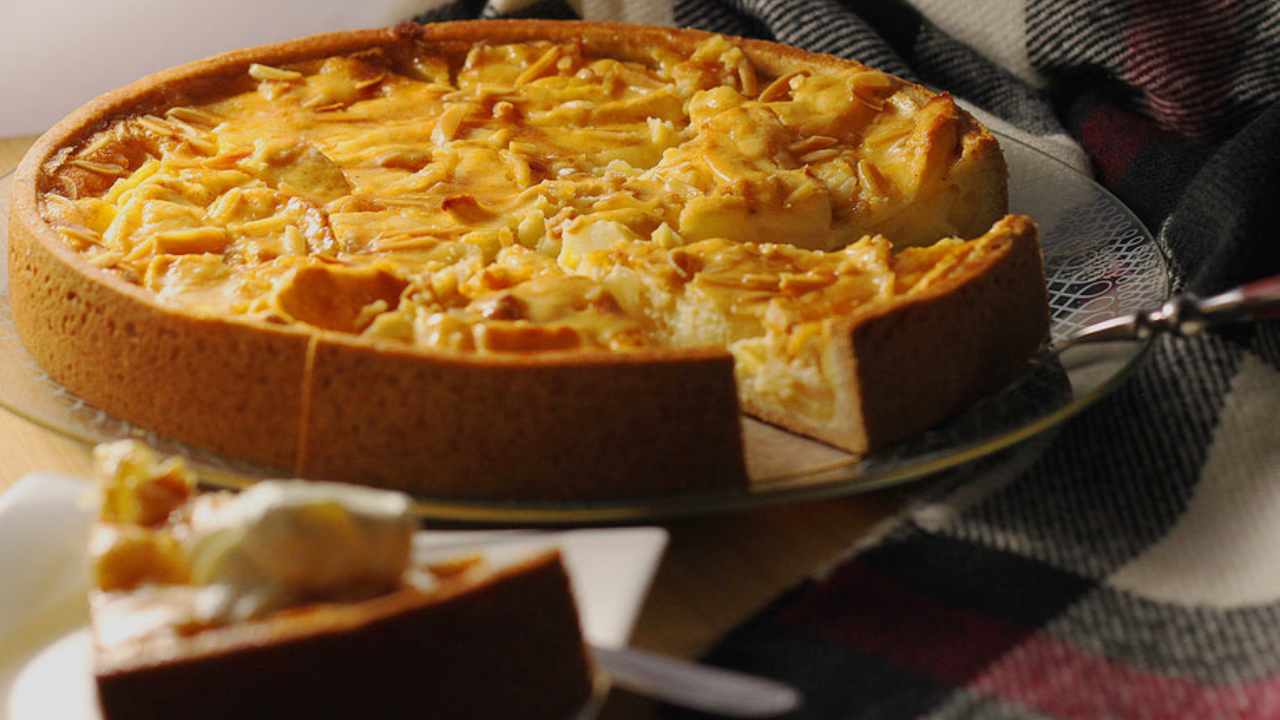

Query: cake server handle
592,645,803,717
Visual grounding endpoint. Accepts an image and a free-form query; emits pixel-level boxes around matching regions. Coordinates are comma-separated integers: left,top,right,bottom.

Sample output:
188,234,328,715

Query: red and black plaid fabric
669,3,1280,719
409,1,1280,717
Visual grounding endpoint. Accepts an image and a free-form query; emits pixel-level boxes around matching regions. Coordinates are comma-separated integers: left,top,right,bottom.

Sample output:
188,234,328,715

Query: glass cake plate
0,133,1171,524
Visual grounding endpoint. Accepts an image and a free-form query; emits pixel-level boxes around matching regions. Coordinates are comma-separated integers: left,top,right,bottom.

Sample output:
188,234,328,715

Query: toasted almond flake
204,187,244,223
122,237,158,264
68,159,127,176
433,103,471,143
79,132,118,159
180,135,219,156
700,272,779,291
368,234,447,253
200,150,253,170
508,140,538,156
135,115,179,138
758,71,806,102
516,46,564,85
852,89,886,111
736,57,759,97
354,73,387,91
778,272,835,294
55,226,104,247
248,63,303,81
87,249,124,268
165,106,221,127
302,93,334,109
475,84,516,103
852,70,895,90
487,127,513,147
851,72,898,111
505,152,533,187
857,159,887,195
164,115,211,139
789,136,839,155
239,216,290,236
283,225,308,256
799,148,842,164
42,193,79,212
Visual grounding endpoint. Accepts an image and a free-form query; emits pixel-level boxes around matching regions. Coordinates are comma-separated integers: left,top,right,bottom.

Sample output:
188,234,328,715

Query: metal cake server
1053,272,1280,358
593,645,803,717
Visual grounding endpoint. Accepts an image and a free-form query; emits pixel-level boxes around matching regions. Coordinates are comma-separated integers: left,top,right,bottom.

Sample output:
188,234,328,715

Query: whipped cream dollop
183,480,417,625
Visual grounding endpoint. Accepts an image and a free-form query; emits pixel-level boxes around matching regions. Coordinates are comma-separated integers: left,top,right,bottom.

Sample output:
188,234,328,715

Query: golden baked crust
94,552,592,720
94,551,593,720
87,443,594,720
9,20,1044,500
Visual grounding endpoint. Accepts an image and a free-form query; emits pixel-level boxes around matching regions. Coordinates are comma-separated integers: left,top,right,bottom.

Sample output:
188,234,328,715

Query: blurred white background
0,0,431,135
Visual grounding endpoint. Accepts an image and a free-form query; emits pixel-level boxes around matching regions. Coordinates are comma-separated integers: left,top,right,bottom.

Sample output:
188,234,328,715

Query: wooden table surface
0,133,911,718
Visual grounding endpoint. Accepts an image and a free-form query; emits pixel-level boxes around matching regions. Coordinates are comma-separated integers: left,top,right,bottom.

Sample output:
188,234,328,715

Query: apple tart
9,20,1048,500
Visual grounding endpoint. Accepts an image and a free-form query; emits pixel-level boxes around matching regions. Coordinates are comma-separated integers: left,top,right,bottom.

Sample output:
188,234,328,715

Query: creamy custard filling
573,232,988,422
41,34,1000,364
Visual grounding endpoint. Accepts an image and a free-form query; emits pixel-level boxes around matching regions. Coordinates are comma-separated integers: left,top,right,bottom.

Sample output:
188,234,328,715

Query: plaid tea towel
406,2,1280,718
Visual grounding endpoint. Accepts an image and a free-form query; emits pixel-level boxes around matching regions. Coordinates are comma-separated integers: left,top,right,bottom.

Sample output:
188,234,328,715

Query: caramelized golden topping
92,523,192,592
94,440,197,527
41,35,1000,355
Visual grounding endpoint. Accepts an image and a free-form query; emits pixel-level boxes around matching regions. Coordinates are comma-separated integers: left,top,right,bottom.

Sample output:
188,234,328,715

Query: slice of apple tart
87,440,595,720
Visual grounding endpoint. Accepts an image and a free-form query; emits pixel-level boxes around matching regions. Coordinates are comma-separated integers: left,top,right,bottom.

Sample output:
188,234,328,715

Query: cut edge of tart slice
572,214,1049,456
739,214,1049,453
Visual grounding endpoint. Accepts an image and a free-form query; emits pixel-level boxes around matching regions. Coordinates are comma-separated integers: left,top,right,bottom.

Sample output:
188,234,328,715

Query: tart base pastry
9,20,1048,500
